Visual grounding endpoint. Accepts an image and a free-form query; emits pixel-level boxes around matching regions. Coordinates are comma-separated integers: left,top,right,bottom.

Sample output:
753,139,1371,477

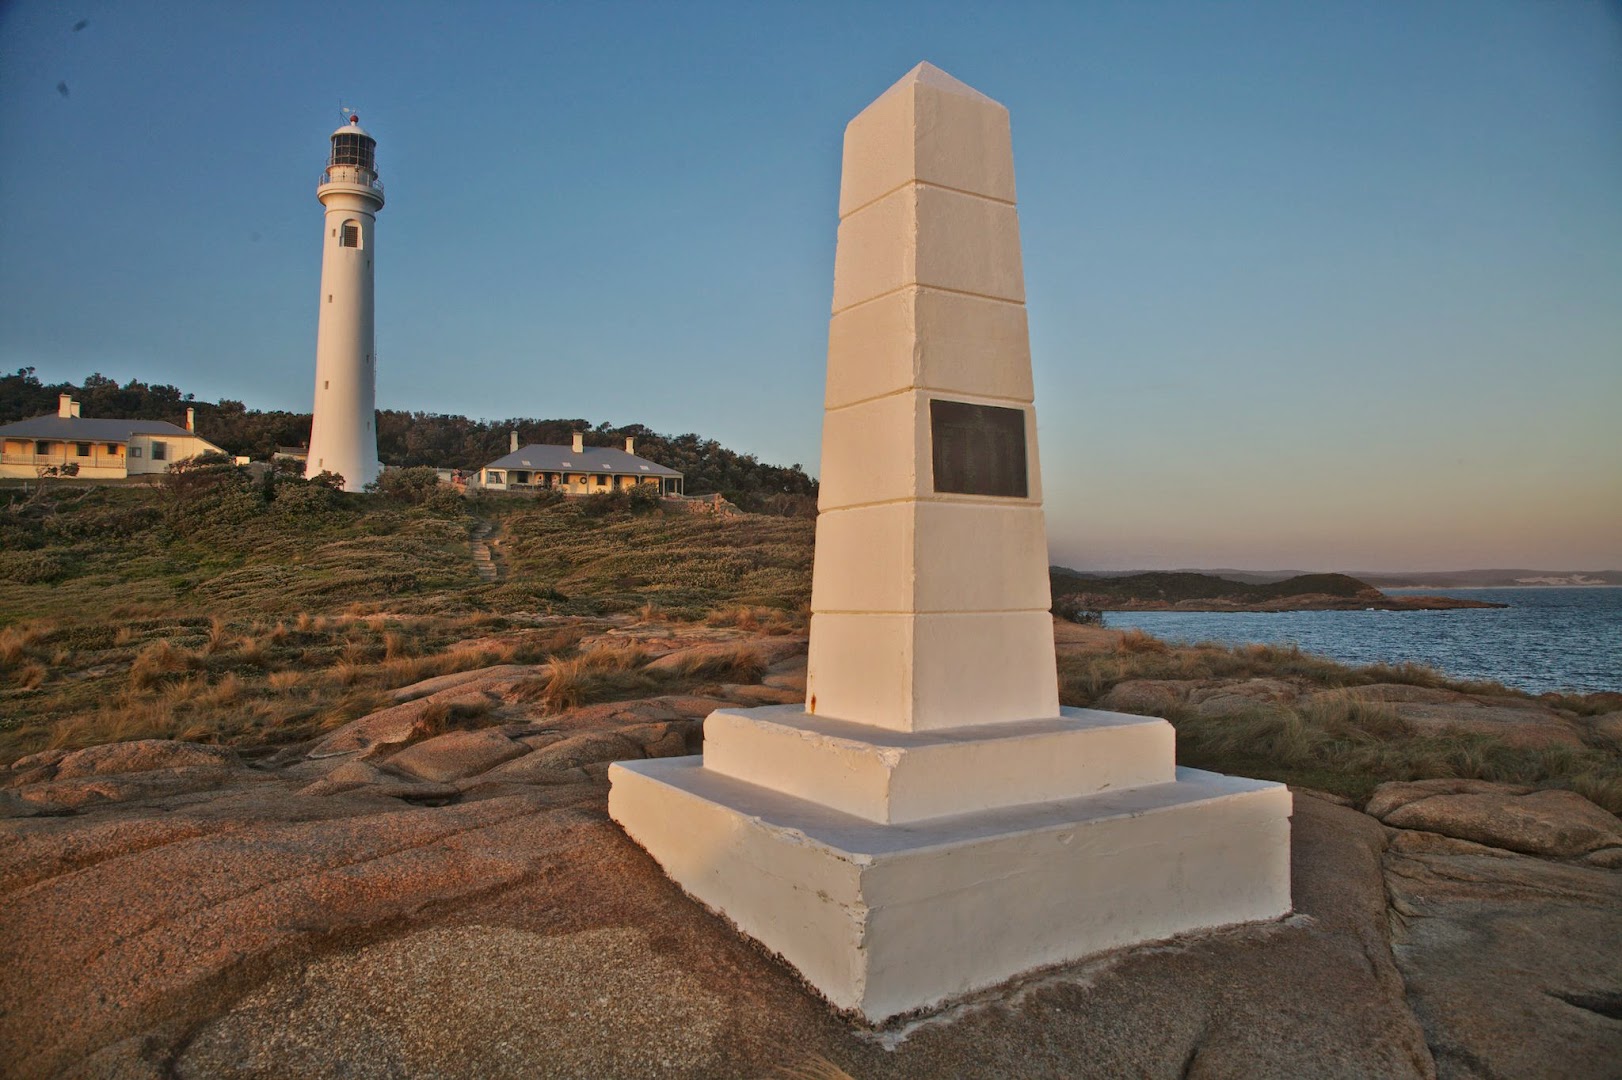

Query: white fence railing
319,168,384,194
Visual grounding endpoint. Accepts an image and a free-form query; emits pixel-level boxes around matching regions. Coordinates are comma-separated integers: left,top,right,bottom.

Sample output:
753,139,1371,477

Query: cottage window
595,475,607,486
105,444,119,454
151,441,167,462
130,446,142,458
75,443,91,457
35,440,50,455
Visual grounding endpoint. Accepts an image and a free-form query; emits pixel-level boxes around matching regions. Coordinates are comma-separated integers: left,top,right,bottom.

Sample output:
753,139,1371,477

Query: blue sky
2,1,1618,570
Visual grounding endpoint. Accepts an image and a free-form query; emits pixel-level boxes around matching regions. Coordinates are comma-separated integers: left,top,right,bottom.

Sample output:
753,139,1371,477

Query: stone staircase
470,520,500,583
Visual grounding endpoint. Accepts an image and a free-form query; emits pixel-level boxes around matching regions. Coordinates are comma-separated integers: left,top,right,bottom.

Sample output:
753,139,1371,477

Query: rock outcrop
1367,778,1622,859
1384,831,1622,1079
1,739,246,815
0,649,1616,1078
1096,674,1591,750
1314,685,1587,748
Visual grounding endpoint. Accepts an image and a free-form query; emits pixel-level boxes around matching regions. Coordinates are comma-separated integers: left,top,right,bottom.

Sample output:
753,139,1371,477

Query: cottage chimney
58,394,73,419
572,432,584,454
510,430,519,453
186,407,196,433
624,437,635,455
70,401,81,417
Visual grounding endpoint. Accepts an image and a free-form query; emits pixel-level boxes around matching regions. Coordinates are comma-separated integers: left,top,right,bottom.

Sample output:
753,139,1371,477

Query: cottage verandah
478,434,684,495
0,396,228,481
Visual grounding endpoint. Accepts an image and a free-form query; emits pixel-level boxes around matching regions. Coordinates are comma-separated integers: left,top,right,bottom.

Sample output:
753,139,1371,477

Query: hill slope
0,368,816,512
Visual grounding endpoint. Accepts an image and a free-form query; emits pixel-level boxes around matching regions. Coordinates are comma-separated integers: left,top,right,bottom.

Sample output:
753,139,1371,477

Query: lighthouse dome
331,119,373,140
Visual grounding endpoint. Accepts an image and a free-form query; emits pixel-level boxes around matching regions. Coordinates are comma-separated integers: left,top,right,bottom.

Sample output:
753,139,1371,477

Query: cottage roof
0,414,204,443
483,444,682,478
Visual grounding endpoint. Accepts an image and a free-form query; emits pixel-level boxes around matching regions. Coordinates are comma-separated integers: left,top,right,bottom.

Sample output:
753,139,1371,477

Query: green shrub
579,490,630,517
366,466,443,504
0,549,73,584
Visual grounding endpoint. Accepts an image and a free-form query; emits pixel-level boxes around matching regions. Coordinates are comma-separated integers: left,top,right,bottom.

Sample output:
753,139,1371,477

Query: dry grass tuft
670,642,768,683
49,693,182,749
383,631,411,661
128,640,205,690
0,622,52,668
320,688,391,730
525,642,656,712
235,635,269,668
341,637,382,664
1117,628,1170,655
706,604,802,635
1298,689,1414,741
12,662,47,690
774,1056,857,1080
195,674,244,708
412,696,496,741
266,669,304,692
328,660,365,687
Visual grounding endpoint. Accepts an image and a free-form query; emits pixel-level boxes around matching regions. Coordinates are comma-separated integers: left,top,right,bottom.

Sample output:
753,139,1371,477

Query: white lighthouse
307,114,384,491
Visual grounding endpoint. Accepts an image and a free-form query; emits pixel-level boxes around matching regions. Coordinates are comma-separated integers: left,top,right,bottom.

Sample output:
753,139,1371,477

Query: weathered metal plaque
930,399,1028,498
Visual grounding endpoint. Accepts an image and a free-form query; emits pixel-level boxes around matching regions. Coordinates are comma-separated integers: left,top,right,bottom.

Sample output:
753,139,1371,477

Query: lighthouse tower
307,115,384,491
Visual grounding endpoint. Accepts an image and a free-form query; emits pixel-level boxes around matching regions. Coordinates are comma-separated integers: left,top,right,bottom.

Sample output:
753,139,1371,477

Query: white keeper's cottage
0,395,227,480
479,433,683,495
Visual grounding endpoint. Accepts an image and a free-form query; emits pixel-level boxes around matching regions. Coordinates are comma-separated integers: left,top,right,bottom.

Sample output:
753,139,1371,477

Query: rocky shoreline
1,618,1617,1077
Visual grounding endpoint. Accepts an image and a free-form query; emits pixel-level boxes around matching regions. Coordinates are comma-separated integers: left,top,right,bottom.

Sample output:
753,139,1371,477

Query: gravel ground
175,926,727,1079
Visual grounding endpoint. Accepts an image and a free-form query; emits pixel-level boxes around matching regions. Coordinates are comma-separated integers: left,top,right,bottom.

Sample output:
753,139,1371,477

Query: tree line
1,368,818,512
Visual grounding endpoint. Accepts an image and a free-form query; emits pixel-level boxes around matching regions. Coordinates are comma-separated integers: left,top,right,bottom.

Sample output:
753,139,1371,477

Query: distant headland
1049,569,1507,613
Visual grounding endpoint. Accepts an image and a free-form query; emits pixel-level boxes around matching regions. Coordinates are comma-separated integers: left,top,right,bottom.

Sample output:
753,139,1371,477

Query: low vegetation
3,452,1616,820
0,464,813,762
0,610,579,759
1,462,813,621
495,499,812,618
1059,630,1622,813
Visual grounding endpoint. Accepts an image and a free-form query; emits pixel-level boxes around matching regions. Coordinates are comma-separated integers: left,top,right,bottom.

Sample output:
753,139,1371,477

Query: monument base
610,745,1292,1022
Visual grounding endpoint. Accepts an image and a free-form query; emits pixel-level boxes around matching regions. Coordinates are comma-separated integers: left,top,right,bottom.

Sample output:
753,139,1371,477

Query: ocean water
1099,587,1622,696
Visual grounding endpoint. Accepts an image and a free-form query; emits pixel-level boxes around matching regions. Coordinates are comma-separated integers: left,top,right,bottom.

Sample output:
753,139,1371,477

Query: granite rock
386,729,527,783
1368,780,1622,858
1384,834,1622,1078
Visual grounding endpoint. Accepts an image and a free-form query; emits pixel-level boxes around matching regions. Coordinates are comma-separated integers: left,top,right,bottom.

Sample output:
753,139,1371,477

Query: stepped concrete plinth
611,761,1291,1022
700,705,1174,824
610,61,1292,1022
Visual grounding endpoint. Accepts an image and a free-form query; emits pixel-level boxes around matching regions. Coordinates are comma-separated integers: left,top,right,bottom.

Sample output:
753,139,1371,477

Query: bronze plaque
930,399,1028,498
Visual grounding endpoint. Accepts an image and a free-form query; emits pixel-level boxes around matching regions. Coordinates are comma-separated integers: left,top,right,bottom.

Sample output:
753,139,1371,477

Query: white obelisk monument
307,114,384,491
610,64,1292,1022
